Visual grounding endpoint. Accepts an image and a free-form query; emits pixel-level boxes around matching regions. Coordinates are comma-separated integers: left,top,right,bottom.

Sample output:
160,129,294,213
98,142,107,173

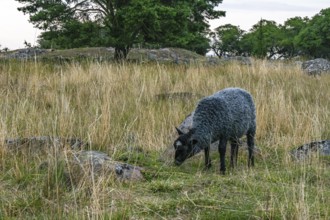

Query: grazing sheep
173,88,256,174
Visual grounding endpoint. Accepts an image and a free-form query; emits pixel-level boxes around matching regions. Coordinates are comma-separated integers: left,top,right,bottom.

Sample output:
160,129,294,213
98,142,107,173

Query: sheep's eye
190,139,198,145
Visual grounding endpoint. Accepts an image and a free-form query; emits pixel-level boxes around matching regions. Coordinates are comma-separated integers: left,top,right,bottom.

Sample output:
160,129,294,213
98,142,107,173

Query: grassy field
0,59,329,219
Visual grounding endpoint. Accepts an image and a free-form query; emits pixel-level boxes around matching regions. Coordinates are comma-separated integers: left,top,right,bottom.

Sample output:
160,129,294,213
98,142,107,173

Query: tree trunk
114,46,130,61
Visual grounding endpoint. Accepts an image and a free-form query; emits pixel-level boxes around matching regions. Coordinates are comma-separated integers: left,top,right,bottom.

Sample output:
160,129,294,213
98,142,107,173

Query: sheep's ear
175,127,184,135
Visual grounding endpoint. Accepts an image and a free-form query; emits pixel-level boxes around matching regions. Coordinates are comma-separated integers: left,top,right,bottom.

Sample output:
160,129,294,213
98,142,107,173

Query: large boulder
130,47,203,64
2,48,48,60
206,56,252,66
72,150,144,181
222,56,252,65
4,136,144,182
302,58,330,75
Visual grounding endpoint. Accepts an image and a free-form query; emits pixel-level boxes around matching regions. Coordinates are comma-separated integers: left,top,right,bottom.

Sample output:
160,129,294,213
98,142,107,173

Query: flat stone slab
4,137,144,181
73,150,144,181
290,140,330,160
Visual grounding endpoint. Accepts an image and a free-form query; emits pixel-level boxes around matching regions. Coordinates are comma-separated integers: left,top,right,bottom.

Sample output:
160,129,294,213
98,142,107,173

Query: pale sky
0,0,329,50
210,0,330,31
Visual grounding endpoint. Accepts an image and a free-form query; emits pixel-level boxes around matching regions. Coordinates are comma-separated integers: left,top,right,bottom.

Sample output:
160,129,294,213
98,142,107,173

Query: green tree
279,16,309,58
15,0,225,60
16,1,73,31
210,24,244,57
239,32,254,57
295,8,330,58
38,20,109,49
240,19,282,59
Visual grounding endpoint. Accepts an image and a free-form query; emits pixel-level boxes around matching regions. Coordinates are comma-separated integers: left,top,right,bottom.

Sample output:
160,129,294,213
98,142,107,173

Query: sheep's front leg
204,146,211,169
218,139,227,175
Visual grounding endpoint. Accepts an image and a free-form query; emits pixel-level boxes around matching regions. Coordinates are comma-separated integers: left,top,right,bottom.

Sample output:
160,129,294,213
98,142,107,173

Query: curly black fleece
174,87,256,174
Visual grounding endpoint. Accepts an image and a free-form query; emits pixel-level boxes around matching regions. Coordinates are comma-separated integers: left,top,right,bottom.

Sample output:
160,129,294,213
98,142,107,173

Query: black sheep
174,88,256,174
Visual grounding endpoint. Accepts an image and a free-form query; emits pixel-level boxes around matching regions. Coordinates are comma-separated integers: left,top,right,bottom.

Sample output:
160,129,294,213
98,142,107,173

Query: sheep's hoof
220,170,226,175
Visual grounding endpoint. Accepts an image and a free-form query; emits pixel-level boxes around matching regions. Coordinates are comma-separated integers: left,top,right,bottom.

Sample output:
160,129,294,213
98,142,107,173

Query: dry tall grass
0,60,329,219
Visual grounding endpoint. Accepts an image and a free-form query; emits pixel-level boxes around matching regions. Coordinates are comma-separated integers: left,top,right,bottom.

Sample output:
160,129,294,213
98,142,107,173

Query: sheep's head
173,128,201,165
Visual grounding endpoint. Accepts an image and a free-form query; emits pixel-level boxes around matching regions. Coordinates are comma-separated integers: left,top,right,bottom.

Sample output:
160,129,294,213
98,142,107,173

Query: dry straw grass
0,59,329,219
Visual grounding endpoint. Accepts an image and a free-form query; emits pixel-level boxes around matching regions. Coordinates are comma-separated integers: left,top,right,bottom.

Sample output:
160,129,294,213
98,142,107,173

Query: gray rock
147,52,157,61
290,140,330,160
5,136,144,181
4,48,48,60
206,57,221,65
205,56,252,66
222,56,252,65
302,58,330,75
138,47,200,64
106,47,115,52
73,150,144,181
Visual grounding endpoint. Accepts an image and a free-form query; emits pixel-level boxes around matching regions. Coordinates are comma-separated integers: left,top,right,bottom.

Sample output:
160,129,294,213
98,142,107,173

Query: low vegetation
0,60,329,219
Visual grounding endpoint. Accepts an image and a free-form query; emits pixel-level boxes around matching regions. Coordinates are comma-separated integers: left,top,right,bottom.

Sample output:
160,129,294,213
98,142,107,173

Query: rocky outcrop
1,47,254,66
290,140,330,160
0,47,204,64
73,151,144,181
222,56,252,65
4,136,144,182
2,48,48,60
133,48,202,64
302,58,330,75
206,56,252,66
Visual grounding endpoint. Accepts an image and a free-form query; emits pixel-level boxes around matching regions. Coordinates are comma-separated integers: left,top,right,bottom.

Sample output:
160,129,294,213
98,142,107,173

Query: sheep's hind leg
247,133,255,168
204,147,212,170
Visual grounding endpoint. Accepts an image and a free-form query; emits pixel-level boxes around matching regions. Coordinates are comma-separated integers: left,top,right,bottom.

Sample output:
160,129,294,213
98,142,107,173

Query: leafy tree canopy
15,0,225,60
279,16,309,58
212,7,330,59
210,24,244,57
295,8,330,58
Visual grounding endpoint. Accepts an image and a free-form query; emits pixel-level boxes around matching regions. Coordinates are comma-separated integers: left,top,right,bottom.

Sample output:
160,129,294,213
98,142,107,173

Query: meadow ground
0,59,329,219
